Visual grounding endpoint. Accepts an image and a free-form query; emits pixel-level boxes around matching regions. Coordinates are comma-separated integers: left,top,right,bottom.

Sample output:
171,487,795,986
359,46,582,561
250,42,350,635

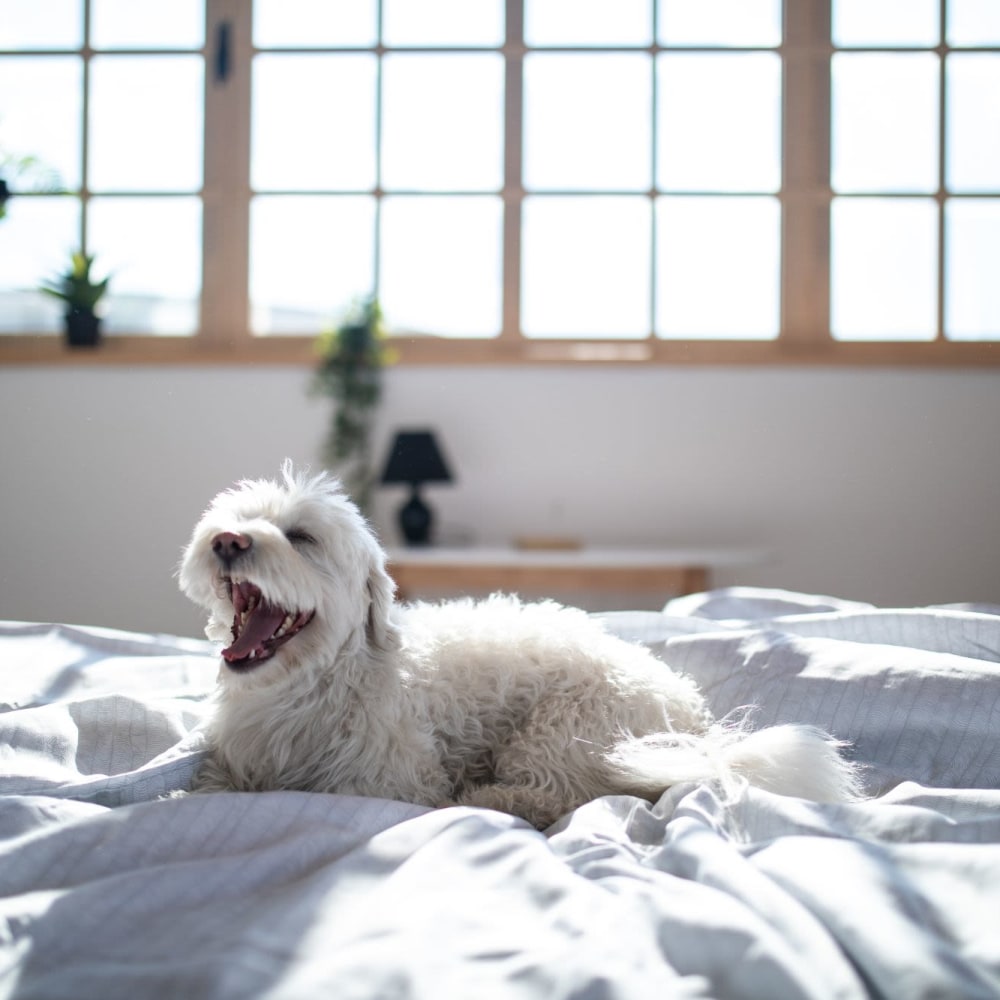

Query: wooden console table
386,547,764,601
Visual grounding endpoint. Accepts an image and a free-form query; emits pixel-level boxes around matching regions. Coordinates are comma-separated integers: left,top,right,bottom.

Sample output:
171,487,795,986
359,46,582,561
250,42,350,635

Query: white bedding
2,589,999,999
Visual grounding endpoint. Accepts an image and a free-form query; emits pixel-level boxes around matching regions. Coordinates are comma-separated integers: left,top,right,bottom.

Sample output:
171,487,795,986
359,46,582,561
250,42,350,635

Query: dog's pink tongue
223,604,286,662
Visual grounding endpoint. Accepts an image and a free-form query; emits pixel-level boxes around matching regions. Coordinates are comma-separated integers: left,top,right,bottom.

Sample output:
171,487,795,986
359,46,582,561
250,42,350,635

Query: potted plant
312,296,394,511
40,251,111,348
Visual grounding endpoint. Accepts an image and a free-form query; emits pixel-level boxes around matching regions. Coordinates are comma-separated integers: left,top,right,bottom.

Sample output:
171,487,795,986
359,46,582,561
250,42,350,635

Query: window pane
832,54,938,193
0,0,82,48
946,199,1000,341
383,0,503,47
524,54,651,192
252,55,377,191
947,55,1000,193
833,0,939,47
656,196,779,339
0,56,81,191
949,0,1000,45
250,196,375,335
381,54,503,192
380,196,502,336
88,196,202,335
91,0,204,50
254,0,376,48
522,196,650,338
0,195,80,332
658,0,781,47
526,0,651,47
657,54,780,192
831,198,937,341
89,55,203,192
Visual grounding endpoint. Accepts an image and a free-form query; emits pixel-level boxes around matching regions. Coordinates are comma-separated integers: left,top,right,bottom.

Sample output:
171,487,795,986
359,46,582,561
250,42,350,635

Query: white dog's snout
212,530,252,565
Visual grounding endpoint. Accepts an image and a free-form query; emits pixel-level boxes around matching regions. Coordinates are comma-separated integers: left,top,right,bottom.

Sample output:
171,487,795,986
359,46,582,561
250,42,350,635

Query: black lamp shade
381,431,453,486
380,431,453,545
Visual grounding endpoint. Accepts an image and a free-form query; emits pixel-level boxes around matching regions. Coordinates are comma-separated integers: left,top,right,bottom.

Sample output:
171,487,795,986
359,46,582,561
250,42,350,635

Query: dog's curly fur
179,464,860,829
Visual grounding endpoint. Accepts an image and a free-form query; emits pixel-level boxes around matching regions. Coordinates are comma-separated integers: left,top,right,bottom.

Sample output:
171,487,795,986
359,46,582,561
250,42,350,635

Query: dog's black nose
212,531,252,564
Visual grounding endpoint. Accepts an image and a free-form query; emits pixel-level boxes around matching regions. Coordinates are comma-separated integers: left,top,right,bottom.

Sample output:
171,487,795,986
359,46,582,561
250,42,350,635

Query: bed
2,587,999,999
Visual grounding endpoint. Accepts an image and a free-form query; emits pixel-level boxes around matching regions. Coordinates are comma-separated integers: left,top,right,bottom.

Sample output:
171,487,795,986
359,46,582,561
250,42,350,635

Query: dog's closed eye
284,528,316,546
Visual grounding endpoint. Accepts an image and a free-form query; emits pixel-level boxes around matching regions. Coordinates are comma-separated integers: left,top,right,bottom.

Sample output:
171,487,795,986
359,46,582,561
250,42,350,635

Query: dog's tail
606,721,863,804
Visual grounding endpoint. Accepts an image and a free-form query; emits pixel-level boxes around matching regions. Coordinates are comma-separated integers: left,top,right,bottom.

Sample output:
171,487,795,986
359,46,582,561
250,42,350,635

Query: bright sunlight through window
0,0,998,363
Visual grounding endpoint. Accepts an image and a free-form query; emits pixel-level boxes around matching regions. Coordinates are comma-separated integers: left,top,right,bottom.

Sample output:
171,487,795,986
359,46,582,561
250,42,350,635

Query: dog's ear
365,561,398,652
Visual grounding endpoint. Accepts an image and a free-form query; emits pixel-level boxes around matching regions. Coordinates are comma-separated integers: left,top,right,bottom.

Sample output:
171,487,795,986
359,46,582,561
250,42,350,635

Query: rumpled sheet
1,589,999,999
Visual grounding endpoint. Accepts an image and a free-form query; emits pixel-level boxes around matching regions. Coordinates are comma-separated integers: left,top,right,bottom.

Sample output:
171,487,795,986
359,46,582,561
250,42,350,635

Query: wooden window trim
2,0,998,368
2,332,997,367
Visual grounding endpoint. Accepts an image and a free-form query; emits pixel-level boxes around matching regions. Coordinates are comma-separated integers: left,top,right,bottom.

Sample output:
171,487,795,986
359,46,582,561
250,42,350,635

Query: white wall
2,364,998,638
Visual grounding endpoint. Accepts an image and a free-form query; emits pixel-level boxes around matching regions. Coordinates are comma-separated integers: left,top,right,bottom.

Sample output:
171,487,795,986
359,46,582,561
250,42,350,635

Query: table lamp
380,430,454,545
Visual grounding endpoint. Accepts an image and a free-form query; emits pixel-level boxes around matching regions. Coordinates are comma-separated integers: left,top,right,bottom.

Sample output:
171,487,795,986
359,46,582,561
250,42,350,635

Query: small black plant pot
65,309,101,348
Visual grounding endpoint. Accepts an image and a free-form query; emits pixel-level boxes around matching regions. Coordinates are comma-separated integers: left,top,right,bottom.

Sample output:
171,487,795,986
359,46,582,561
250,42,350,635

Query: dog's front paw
189,754,240,794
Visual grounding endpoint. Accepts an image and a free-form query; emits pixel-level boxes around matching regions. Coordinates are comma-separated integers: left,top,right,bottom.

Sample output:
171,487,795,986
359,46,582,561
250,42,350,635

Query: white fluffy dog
179,464,860,829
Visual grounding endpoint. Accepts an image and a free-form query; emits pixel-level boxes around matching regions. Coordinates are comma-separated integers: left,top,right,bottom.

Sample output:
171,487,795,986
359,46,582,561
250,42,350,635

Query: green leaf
311,295,391,514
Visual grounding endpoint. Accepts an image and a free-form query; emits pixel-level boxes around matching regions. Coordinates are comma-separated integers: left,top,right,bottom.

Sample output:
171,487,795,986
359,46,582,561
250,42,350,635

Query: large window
830,0,1000,345
0,0,205,338
1,0,998,364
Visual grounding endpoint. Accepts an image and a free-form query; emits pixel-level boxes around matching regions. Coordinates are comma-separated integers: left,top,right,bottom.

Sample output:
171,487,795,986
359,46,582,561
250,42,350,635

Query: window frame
2,0,998,367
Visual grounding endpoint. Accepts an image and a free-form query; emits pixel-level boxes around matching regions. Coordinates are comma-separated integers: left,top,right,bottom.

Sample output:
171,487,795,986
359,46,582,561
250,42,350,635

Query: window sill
1,334,998,367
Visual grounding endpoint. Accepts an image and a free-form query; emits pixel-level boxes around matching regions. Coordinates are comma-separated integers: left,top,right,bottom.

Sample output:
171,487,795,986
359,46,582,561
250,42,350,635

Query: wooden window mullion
500,0,524,344
200,0,252,348
781,0,832,348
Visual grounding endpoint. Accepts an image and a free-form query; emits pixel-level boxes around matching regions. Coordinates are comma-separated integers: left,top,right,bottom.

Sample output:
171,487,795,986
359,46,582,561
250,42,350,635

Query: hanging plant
0,138,63,222
312,296,394,511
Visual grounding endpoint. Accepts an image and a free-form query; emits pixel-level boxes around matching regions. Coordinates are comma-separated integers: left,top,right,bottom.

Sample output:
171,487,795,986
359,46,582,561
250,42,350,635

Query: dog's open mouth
222,579,314,668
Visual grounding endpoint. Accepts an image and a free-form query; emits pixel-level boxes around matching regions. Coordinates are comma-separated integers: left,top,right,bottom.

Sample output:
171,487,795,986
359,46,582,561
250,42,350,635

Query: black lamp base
398,487,433,546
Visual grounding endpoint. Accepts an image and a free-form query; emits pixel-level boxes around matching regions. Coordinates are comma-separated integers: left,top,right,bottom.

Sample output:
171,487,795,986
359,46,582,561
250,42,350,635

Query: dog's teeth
273,614,295,639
